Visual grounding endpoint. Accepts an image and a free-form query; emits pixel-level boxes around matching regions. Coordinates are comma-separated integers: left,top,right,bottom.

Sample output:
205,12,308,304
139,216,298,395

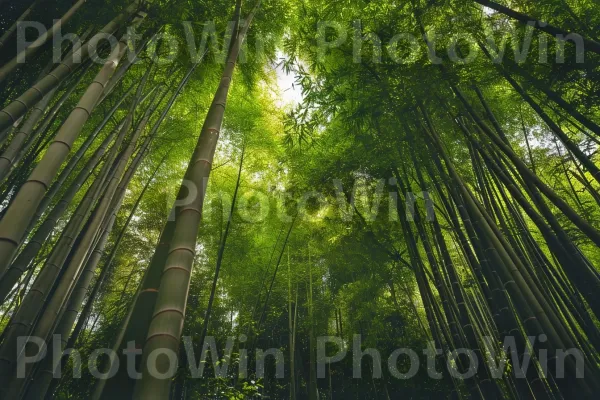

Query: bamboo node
193,158,212,166
47,72,63,83
0,108,18,123
145,332,180,345
51,139,74,152
152,307,185,319
0,236,19,246
74,106,92,117
30,86,44,99
92,78,109,88
57,62,73,73
178,206,202,216
24,178,50,191
163,265,191,275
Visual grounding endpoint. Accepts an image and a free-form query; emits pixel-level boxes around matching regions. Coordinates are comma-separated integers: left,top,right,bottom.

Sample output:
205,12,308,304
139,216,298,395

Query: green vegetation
0,0,599,398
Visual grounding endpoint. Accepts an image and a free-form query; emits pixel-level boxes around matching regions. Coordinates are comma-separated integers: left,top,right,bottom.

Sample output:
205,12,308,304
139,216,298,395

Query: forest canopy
0,0,599,399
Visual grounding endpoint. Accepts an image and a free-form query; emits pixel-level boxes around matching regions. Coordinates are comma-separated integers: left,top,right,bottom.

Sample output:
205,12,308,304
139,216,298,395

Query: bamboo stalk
131,1,261,396
0,23,139,277
0,0,88,83
0,2,140,132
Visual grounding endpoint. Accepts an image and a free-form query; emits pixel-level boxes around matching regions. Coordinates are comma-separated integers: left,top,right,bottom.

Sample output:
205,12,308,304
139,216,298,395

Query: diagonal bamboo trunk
0,2,140,132
0,0,88,83
287,245,296,400
424,113,599,395
45,151,167,399
28,83,135,235
477,46,600,185
0,0,39,51
474,0,600,54
0,76,142,391
0,88,58,182
494,54,600,138
91,63,200,400
0,86,60,182
8,82,153,397
453,86,600,248
20,61,96,163
0,24,139,277
0,30,88,159
0,124,118,304
24,126,166,400
132,1,261,397
98,34,157,105
0,32,93,186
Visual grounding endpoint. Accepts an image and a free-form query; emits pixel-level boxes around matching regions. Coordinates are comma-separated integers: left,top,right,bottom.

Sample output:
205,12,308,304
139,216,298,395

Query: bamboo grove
0,0,598,399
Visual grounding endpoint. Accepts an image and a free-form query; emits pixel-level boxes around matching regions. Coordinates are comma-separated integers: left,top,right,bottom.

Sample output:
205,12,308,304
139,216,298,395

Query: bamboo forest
1,0,600,398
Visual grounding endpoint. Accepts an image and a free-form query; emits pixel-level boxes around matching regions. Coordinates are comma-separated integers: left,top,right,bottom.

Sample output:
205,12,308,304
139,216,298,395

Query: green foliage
2,0,600,398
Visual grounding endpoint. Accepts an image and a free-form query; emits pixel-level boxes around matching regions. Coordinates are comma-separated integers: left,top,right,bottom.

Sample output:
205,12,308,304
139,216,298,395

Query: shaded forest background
0,0,599,399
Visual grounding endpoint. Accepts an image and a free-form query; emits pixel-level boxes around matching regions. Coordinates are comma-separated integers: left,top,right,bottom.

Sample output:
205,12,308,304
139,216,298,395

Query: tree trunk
308,244,319,400
28,82,136,235
131,1,261,397
0,26,137,278
288,245,296,400
454,86,600,248
9,81,152,397
0,69,141,392
0,0,87,83
0,0,39,51
91,62,200,400
474,0,600,54
25,121,166,400
0,123,118,304
0,2,140,132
